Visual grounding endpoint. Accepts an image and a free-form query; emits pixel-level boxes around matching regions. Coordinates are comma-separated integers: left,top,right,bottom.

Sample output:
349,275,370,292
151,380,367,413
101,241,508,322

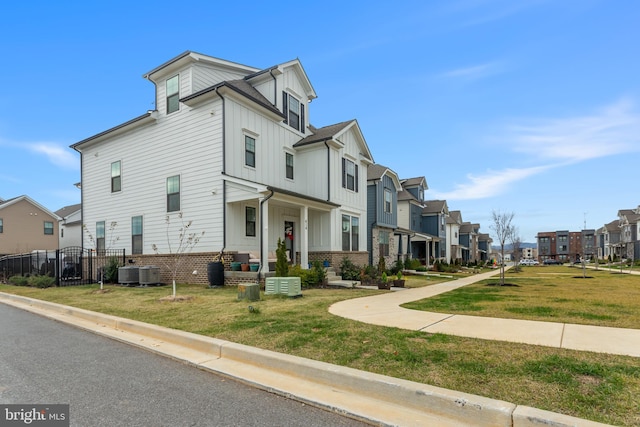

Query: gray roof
294,120,353,147
55,203,81,218
460,222,480,233
367,164,389,180
401,177,426,188
422,200,448,214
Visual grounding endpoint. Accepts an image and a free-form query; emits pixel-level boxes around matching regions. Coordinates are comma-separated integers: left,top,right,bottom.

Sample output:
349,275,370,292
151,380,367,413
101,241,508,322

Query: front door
284,221,294,264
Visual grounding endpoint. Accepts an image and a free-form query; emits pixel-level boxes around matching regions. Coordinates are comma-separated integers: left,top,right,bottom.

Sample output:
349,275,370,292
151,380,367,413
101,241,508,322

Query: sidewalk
329,268,640,358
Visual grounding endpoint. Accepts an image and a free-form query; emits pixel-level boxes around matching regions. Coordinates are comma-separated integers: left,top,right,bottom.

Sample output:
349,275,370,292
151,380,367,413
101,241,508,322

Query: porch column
300,206,309,269
261,198,270,272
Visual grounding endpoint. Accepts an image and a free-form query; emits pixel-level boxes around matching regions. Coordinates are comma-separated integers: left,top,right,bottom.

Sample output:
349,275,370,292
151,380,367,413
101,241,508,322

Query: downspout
269,69,278,106
259,189,275,278
324,141,331,201
214,89,227,250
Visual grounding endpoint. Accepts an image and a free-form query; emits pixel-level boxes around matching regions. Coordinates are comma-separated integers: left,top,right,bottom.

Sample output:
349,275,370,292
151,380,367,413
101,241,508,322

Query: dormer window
166,75,179,114
282,92,305,133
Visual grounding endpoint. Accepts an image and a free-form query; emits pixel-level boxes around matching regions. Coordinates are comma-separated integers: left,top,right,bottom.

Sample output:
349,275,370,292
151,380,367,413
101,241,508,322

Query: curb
0,292,612,427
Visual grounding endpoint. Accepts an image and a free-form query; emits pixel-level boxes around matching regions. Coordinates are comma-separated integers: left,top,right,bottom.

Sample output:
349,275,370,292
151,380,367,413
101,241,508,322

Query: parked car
543,259,562,265
518,259,540,266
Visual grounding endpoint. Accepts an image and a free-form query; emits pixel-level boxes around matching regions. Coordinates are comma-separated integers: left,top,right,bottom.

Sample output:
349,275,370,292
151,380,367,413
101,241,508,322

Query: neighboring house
56,203,82,248
0,196,60,255
446,210,463,263
599,220,621,260
422,200,449,261
618,209,640,260
397,177,431,265
477,233,492,262
366,164,403,268
459,222,480,262
71,51,373,274
537,231,556,262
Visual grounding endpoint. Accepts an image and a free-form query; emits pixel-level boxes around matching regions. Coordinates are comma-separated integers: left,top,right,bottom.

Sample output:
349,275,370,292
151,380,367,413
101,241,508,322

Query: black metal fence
0,247,126,286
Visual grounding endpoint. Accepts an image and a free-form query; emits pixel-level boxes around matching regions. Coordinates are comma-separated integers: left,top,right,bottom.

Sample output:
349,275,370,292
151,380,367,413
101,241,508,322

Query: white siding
81,98,225,254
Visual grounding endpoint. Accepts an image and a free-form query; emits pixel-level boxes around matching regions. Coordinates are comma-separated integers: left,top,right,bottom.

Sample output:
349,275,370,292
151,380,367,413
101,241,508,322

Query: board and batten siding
81,98,226,254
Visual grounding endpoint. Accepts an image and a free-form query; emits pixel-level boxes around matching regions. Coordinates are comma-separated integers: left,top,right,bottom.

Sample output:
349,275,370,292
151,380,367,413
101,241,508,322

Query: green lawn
403,265,640,329
1,269,639,426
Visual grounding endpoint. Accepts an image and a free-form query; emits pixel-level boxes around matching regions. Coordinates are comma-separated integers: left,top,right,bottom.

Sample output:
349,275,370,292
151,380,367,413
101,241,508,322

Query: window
132,216,143,254
342,158,358,192
44,221,54,235
246,206,256,237
166,75,179,114
96,221,105,253
384,189,392,213
341,215,359,251
0,218,2,233
245,135,256,168
282,92,305,133
111,161,121,192
285,153,294,179
379,230,389,257
167,175,180,212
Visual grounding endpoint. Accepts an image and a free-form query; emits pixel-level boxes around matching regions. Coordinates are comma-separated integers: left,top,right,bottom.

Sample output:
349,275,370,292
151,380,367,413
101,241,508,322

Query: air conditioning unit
118,266,139,285
139,266,160,285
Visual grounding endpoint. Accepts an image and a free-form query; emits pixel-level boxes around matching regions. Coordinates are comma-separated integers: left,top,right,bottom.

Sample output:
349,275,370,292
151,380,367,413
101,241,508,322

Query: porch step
325,267,360,288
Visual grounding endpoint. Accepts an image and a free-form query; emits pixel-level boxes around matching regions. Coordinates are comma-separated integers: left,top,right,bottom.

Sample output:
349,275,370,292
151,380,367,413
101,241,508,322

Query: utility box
264,277,301,297
238,283,260,301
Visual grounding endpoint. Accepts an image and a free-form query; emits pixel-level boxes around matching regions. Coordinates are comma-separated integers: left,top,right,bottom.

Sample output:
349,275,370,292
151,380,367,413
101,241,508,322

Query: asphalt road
0,303,369,427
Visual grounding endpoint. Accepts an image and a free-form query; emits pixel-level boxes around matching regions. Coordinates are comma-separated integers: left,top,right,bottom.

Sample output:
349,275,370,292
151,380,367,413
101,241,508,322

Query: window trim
111,160,121,193
131,215,143,255
283,92,305,134
96,221,105,254
245,206,256,237
342,158,359,192
166,74,180,114
379,230,389,257
383,188,392,213
245,135,256,168
341,214,360,251
166,175,180,212
0,218,3,233
44,221,54,235
285,152,294,180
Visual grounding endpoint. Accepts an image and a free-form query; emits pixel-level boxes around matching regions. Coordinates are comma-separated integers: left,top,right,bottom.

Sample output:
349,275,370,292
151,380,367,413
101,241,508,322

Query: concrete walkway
329,268,640,358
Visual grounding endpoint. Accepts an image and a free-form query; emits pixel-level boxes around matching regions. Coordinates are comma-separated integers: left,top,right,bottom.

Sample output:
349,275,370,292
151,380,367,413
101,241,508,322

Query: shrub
404,258,421,270
275,238,288,277
8,275,29,286
339,257,360,281
391,259,404,275
377,256,386,275
29,275,56,288
104,256,121,283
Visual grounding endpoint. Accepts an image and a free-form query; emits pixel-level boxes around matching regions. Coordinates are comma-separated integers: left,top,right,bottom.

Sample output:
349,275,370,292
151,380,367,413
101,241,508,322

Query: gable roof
0,195,60,220
142,50,258,81
460,222,480,234
448,210,463,225
367,164,402,190
55,203,81,219
401,176,428,189
294,120,374,164
604,219,621,232
423,200,449,215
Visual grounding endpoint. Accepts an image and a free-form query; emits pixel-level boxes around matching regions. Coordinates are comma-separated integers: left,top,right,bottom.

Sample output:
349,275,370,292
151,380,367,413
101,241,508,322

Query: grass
1,270,640,426
403,265,640,329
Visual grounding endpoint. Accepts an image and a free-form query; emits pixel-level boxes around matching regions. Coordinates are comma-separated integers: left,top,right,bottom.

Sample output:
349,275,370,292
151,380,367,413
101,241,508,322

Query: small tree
490,210,515,286
152,212,204,298
510,227,522,272
275,238,289,277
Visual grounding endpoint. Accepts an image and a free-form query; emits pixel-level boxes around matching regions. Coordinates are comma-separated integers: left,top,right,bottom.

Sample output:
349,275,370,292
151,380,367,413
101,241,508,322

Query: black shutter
301,103,305,134
355,164,359,192
282,92,288,124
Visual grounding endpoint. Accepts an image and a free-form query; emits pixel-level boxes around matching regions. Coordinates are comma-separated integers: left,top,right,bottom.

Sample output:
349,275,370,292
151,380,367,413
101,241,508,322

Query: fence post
55,249,60,287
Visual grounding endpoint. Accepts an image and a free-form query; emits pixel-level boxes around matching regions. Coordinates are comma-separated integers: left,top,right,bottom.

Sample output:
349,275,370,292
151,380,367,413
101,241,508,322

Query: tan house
0,196,60,256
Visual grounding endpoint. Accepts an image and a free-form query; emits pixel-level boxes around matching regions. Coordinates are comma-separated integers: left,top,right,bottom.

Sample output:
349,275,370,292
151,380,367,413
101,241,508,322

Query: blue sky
1,0,638,242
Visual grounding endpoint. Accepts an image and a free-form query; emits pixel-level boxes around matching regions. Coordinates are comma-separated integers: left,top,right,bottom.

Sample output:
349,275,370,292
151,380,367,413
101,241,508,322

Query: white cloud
440,61,507,81
428,165,552,200
27,142,79,170
508,99,640,162
442,0,551,27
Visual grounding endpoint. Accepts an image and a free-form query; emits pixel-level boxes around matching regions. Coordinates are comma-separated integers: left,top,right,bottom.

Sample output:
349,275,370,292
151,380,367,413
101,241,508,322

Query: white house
71,51,373,273
55,203,82,248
